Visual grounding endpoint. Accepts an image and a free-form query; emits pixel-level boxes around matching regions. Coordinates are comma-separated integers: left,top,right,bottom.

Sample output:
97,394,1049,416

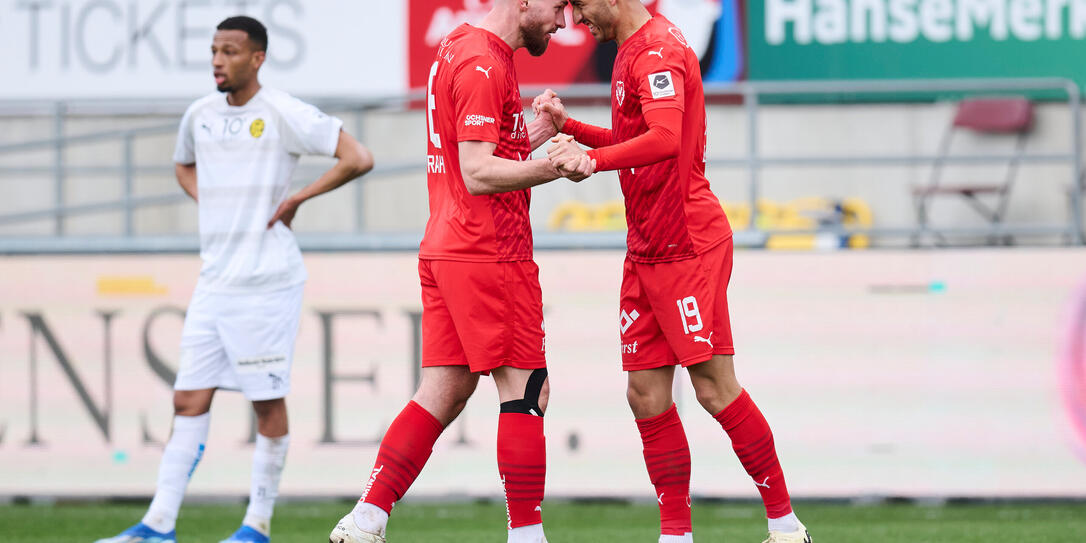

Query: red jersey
610,15,731,263
419,24,534,262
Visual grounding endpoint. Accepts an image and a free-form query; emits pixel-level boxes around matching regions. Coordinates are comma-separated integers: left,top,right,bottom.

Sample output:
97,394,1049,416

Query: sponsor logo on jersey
693,331,714,348
249,118,265,138
476,65,493,79
668,26,689,48
615,80,625,106
647,47,664,58
649,71,676,99
464,114,496,127
620,308,640,334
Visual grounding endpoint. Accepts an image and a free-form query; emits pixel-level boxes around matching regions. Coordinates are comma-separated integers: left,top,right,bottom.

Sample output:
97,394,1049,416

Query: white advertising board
0,0,407,99
1,249,1085,498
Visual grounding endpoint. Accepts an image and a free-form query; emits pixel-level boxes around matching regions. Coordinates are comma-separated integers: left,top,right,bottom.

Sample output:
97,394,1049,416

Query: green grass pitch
3,500,1085,542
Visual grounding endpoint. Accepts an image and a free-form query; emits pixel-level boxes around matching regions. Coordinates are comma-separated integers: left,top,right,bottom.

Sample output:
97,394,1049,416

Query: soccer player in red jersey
329,2,590,543
534,1,811,542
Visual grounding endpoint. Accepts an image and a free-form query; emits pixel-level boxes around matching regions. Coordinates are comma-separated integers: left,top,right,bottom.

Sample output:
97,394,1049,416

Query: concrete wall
1,100,1081,246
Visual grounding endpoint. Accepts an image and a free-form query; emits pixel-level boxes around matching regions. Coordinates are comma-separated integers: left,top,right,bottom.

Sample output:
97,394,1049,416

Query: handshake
532,89,596,182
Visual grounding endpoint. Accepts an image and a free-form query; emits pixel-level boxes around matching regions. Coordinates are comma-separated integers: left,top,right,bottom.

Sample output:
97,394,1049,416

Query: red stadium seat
912,96,1034,245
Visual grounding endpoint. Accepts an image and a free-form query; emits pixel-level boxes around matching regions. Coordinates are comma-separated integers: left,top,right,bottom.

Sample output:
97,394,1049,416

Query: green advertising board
747,0,1086,99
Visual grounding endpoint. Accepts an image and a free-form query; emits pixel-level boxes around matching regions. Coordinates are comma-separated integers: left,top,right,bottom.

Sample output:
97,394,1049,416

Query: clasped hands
533,89,596,182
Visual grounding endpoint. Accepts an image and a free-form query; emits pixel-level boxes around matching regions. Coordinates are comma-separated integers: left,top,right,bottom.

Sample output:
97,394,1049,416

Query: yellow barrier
547,197,874,249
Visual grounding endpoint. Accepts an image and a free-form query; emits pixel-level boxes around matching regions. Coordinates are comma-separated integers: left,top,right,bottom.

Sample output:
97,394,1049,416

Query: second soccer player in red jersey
535,1,812,542
329,2,591,543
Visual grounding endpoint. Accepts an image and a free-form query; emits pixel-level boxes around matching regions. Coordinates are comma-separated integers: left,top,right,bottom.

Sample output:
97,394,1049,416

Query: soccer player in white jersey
94,16,374,543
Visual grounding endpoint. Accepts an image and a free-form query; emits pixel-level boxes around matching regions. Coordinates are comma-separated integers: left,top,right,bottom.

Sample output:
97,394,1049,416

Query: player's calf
496,368,548,542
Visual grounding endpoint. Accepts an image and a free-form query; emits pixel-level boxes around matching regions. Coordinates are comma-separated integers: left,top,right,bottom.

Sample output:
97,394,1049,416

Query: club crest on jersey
249,118,265,138
615,80,625,106
649,71,676,99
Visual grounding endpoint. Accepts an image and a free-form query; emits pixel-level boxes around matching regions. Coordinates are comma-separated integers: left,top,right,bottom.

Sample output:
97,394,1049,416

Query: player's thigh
618,257,680,371
176,288,233,393
432,259,546,374
700,238,735,357
419,258,469,369
639,254,720,367
217,283,304,401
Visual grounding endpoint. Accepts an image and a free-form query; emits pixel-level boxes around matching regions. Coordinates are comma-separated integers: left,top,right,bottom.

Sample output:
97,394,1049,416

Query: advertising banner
408,0,747,90
0,0,407,99
748,1,1086,93
1,249,1086,498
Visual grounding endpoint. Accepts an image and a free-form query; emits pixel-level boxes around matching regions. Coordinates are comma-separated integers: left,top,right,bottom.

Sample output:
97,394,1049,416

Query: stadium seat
911,96,1034,246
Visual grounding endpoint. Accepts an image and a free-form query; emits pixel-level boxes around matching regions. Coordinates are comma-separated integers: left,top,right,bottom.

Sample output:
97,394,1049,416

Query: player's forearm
294,152,374,204
463,156,559,195
562,118,612,149
294,133,375,203
527,116,558,151
175,163,198,201
586,108,680,172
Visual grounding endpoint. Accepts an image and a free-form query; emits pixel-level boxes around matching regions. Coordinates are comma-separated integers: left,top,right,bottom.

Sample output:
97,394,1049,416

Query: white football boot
762,520,811,543
328,512,385,543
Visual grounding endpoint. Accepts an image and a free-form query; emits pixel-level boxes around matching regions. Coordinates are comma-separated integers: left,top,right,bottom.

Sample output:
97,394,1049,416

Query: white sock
659,533,693,543
508,522,546,543
768,512,801,533
243,433,290,536
352,502,389,536
142,413,211,533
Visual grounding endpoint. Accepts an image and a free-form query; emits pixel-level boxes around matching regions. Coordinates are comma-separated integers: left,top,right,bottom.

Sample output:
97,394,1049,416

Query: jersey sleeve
586,107,681,172
631,40,686,114
452,56,507,144
277,96,344,157
172,103,197,165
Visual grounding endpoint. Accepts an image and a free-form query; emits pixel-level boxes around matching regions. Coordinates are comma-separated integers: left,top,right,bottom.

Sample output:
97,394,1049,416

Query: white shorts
174,283,304,401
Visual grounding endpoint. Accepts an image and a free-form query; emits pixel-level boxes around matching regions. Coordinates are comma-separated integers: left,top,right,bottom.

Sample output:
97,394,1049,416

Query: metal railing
0,78,1081,253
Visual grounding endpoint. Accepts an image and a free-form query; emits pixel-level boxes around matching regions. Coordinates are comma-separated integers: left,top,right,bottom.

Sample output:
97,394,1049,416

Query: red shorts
619,237,735,371
419,258,547,374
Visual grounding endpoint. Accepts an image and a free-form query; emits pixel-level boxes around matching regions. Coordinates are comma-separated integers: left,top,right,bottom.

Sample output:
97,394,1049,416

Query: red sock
636,404,692,536
714,389,793,518
497,413,546,528
360,400,444,514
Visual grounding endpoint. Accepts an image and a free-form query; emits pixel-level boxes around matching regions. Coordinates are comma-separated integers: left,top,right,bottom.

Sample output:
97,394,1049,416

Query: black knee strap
500,368,547,417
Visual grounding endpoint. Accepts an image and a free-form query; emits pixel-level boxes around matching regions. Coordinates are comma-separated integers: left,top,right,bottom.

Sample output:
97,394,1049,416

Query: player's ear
251,50,266,71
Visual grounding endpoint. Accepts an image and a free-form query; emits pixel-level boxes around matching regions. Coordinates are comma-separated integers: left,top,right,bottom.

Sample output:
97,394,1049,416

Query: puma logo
476,65,493,78
647,47,663,58
754,476,771,489
657,492,664,504
693,332,713,349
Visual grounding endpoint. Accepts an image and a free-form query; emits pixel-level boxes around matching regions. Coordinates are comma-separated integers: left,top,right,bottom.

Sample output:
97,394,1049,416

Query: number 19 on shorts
676,296,703,334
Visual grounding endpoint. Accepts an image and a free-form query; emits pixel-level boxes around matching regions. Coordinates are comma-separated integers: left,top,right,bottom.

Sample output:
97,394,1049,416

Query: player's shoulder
184,92,224,117
442,25,506,71
257,87,313,112
633,15,692,58
442,24,489,57
258,88,330,122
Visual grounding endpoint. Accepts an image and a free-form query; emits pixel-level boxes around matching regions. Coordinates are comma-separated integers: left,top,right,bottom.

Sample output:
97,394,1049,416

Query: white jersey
174,88,343,294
